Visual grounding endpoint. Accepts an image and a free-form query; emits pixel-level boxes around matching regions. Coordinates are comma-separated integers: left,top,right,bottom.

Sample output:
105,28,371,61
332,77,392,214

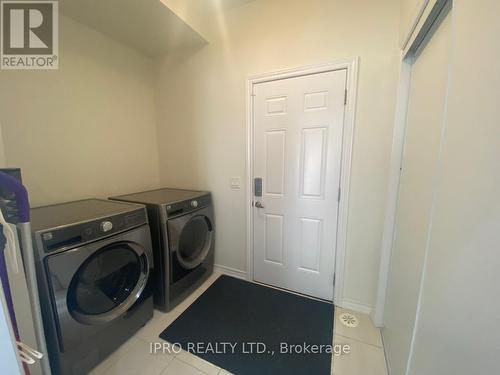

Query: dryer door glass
177,215,213,269
68,242,148,323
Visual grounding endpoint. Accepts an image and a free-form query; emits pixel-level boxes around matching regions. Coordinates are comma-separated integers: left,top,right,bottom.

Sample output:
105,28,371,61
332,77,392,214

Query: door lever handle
255,201,265,209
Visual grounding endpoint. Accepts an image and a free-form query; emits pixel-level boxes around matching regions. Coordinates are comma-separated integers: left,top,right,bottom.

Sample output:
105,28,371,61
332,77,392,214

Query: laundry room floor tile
88,337,136,375
332,335,387,375
135,309,181,344
176,349,221,375
160,358,207,375
89,336,173,375
334,307,383,347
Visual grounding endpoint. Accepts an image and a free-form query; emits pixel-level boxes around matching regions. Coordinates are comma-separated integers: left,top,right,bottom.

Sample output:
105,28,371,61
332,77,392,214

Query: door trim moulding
403,0,452,58
245,58,359,307
372,57,413,327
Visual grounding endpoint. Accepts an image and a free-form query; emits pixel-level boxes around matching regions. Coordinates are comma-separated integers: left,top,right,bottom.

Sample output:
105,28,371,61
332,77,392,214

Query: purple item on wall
0,172,30,223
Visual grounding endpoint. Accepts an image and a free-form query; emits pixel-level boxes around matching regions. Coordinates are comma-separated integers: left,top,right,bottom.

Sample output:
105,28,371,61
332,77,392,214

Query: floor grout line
175,354,221,375
334,333,384,349
156,356,175,375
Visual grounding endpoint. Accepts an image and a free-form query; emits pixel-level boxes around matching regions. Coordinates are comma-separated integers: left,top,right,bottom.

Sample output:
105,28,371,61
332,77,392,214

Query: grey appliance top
110,188,207,206
30,198,143,231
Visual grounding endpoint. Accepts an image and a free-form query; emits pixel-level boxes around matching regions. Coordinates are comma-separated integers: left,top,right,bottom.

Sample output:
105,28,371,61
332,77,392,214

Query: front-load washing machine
110,188,214,311
31,199,154,375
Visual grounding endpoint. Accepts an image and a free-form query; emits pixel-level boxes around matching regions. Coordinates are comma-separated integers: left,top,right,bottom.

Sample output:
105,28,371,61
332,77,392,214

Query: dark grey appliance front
110,188,215,311
31,199,154,375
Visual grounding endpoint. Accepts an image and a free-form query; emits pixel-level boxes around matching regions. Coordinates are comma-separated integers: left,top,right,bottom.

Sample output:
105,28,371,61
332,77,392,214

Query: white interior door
252,69,347,301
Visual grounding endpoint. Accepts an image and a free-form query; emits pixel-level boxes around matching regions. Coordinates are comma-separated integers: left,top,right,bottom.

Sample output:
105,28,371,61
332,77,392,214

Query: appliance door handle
128,242,146,258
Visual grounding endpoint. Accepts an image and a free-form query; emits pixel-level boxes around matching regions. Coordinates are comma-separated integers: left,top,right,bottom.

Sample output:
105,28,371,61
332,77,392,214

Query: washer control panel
100,220,113,232
40,209,147,253
190,200,198,208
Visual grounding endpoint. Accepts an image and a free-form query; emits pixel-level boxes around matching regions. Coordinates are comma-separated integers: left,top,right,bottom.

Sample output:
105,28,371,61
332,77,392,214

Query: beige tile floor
332,307,387,375
90,272,387,375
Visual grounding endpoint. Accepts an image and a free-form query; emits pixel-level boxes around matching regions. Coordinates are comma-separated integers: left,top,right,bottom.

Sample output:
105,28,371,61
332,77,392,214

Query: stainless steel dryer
31,199,154,375
110,188,215,311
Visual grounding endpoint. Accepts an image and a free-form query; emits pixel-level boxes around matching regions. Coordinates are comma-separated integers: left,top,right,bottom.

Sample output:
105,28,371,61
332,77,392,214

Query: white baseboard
213,264,247,280
340,299,373,315
213,266,372,315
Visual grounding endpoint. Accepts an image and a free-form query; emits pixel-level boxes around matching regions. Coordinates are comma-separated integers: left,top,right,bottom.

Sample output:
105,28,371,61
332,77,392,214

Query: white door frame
371,57,412,326
245,58,359,305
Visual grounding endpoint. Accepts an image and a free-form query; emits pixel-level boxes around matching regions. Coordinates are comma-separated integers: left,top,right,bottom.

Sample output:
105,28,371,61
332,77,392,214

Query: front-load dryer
110,188,214,311
31,199,154,375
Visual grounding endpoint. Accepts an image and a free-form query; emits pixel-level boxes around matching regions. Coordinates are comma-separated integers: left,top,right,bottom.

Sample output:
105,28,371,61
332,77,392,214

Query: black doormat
159,275,334,375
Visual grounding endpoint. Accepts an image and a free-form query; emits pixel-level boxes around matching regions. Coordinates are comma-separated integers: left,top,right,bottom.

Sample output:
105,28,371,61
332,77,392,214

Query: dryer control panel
165,194,212,218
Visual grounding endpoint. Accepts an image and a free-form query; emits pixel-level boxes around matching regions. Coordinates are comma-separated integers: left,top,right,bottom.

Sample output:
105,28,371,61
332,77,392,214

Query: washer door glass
67,242,148,324
177,215,213,270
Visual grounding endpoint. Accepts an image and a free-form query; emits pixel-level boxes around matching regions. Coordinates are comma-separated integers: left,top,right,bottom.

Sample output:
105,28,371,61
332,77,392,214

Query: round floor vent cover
339,312,359,328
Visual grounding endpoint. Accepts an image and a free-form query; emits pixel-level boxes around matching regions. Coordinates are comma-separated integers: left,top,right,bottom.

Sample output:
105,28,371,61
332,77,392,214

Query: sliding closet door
383,8,452,375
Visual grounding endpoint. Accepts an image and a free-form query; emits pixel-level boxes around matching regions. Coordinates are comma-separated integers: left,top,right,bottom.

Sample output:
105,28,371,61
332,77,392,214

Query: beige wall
0,124,6,167
0,16,160,206
155,0,401,309
399,0,426,45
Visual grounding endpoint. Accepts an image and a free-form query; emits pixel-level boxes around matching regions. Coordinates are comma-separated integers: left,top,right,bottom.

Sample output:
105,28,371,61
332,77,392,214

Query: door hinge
337,187,341,202
344,89,348,105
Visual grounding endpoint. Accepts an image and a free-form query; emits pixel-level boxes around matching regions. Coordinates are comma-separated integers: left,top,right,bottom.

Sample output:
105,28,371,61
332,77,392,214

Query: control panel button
190,200,198,208
42,232,53,241
100,221,113,232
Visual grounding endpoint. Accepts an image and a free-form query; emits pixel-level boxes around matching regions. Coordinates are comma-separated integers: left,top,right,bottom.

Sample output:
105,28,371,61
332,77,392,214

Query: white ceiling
59,0,207,57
